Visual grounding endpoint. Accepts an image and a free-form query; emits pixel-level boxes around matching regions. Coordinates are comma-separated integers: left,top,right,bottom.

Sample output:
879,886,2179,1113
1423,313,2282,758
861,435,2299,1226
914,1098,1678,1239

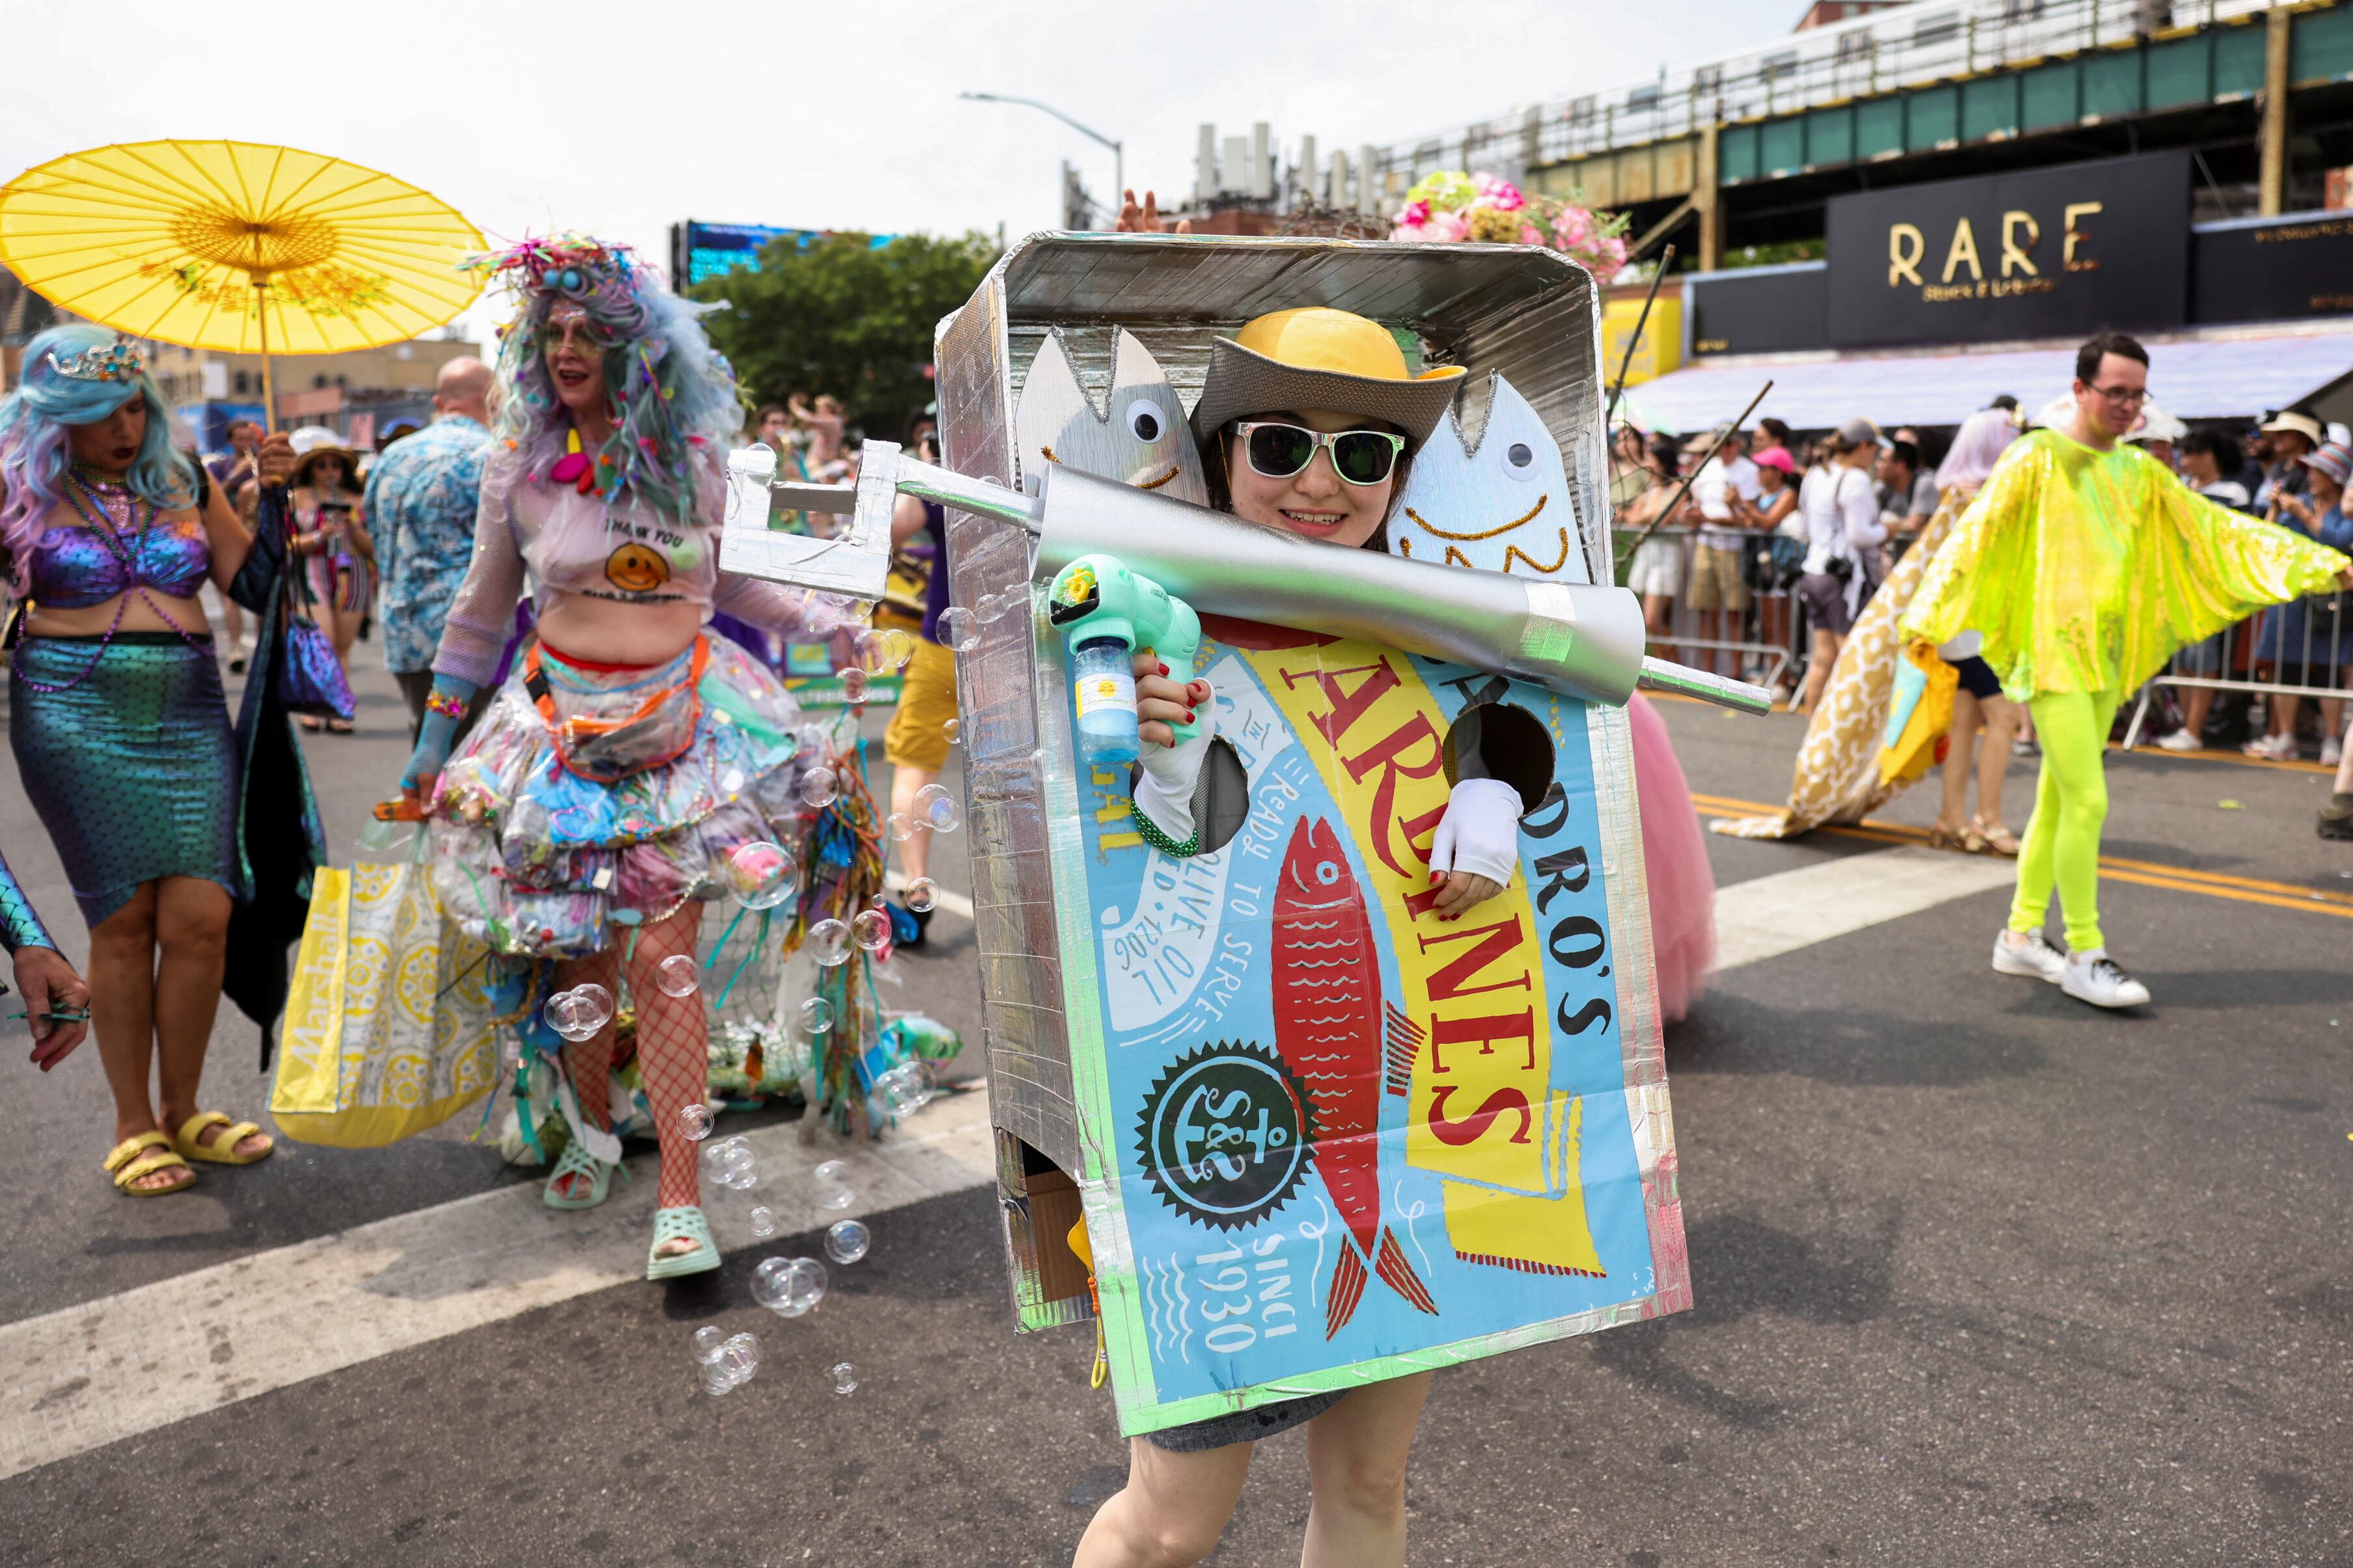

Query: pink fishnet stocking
551,946,621,1202
628,903,709,1213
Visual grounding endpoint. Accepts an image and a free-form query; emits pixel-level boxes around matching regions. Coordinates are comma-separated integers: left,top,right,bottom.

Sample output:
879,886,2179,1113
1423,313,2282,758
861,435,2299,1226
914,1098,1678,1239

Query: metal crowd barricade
1611,522,1800,695
2120,590,2353,751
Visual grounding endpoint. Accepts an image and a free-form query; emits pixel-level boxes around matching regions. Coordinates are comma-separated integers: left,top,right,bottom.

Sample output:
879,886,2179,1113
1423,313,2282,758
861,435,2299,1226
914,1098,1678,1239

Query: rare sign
1824,150,2190,348
1064,623,1689,1437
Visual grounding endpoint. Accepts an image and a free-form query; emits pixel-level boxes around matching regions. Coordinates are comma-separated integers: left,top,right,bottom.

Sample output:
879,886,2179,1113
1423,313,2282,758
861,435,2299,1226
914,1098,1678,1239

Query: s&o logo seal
1135,1041,1313,1231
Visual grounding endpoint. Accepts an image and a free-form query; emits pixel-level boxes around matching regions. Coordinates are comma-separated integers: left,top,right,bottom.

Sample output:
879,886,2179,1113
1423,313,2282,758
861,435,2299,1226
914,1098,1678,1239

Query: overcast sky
8,0,1799,344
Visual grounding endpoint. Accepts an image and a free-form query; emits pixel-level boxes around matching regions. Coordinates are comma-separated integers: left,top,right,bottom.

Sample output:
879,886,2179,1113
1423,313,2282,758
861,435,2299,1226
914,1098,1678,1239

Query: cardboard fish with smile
1014,329,1208,505
1389,373,1589,585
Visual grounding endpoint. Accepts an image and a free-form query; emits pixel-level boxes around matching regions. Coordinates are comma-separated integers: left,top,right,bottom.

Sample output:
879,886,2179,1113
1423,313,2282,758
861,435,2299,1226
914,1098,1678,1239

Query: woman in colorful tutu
397,238,817,1277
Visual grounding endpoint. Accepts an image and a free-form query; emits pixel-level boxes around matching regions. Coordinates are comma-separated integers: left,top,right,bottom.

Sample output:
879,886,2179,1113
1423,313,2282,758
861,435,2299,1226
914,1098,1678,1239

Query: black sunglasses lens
1247,424,1317,478
1332,432,1397,485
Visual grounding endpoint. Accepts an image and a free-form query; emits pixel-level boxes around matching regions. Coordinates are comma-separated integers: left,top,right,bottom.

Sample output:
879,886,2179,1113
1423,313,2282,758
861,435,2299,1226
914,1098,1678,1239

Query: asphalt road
3,642,2348,1567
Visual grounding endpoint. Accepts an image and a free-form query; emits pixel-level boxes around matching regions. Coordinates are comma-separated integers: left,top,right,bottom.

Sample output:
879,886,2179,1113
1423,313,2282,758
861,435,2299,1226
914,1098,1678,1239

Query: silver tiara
46,333,143,383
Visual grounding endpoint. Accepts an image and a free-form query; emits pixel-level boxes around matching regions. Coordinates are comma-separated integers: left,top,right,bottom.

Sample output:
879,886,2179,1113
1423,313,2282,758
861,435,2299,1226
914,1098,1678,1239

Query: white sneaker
2154,728,2201,752
1992,929,2067,982
2322,736,2343,769
2061,948,2151,1008
2244,732,2297,760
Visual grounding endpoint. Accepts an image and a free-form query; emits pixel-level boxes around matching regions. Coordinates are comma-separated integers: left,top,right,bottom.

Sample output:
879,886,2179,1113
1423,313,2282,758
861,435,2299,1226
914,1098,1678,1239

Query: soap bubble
830,1362,859,1396
691,1325,727,1364
913,783,960,833
879,628,915,671
839,667,869,703
852,908,892,952
886,811,920,842
701,1133,749,1169
807,918,851,967
813,1159,847,1183
904,877,938,914
748,1205,778,1238
824,1218,871,1265
702,1330,760,1394
654,953,701,997
874,1060,934,1119
798,995,835,1037
727,840,798,909
974,590,1009,624
711,1138,759,1190
813,1157,854,1211
799,766,839,809
819,1183,854,1211
546,983,613,1042
940,716,962,745
752,1255,828,1317
936,607,977,653
678,1103,714,1141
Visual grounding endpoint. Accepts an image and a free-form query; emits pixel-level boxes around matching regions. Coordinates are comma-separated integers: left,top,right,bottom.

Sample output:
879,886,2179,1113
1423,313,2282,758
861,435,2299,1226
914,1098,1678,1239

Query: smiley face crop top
432,448,818,686
24,472,211,610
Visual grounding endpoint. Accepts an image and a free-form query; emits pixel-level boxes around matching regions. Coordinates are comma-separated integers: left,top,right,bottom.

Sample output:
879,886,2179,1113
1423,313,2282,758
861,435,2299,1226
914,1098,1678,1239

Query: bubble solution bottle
1071,637,1140,768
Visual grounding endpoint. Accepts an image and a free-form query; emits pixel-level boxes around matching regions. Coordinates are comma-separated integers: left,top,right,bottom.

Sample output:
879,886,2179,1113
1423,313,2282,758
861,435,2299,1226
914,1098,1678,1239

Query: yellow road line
1690,790,2353,918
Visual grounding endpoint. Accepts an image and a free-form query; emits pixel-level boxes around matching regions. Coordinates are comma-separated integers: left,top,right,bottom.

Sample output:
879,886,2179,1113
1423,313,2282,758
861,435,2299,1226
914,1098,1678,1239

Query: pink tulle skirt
1628,694,1715,1023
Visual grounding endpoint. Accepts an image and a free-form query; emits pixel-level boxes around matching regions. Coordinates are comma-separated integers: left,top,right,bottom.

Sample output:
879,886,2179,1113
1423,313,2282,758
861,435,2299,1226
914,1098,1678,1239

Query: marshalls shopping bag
272,834,501,1146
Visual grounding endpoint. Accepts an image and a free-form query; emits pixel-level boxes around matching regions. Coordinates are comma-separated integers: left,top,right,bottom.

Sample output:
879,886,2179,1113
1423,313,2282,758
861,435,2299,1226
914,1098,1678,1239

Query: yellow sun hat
1190,307,1468,448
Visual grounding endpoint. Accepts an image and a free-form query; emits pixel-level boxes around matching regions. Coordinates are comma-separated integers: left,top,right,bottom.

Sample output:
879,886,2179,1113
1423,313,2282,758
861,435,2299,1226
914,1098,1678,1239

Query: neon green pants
2008,689,2121,952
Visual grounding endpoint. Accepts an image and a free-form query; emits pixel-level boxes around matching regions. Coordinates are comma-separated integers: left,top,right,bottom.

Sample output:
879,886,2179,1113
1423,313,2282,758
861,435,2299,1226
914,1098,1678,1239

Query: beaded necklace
10,469,210,694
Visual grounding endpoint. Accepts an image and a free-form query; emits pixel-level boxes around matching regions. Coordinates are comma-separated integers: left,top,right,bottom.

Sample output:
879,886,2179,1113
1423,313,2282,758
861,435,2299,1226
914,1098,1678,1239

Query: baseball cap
1751,445,1795,475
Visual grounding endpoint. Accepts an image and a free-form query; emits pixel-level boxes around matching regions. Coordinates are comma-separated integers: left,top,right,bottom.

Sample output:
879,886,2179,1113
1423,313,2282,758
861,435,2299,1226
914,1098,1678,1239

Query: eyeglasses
1231,421,1406,487
2087,383,2150,406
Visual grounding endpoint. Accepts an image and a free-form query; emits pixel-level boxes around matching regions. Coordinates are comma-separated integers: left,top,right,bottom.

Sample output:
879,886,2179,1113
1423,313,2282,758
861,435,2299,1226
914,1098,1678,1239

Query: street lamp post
959,92,1123,222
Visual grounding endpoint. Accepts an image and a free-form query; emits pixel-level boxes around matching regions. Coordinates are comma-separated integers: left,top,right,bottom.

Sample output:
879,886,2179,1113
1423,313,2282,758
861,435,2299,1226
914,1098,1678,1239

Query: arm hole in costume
1130,736,1250,856
1443,700,1555,817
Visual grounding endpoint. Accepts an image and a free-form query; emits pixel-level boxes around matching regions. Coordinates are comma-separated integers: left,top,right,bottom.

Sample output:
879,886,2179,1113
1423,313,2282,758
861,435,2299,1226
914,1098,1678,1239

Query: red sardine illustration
1271,815,1439,1338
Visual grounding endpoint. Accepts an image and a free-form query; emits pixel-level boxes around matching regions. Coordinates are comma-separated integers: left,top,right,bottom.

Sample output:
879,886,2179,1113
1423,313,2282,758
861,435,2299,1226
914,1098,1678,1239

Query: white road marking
1710,844,2017,970
0,841,2011,1483
0,1090,994,1485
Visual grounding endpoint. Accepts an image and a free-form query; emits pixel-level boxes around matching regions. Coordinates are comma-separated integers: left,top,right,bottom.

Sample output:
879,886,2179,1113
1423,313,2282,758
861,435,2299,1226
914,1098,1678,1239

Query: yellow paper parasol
0,139,485,428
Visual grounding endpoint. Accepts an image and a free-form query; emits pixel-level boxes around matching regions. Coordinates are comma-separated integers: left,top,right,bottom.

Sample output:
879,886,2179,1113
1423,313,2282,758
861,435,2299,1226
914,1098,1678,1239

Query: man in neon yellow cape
1906,332,2353,1008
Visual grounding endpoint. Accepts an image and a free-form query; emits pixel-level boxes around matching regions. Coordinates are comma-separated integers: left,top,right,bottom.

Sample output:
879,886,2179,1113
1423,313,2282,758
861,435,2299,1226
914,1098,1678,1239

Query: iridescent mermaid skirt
425,635,811,959
9,633,243,927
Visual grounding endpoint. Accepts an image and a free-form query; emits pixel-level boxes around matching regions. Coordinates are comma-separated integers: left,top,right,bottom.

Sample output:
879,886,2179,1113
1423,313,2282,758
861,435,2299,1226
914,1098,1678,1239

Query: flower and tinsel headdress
469,234,739,523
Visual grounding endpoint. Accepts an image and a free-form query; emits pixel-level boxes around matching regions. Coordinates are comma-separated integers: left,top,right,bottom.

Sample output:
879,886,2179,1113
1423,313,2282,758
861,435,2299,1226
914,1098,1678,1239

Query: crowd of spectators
1610,401,2353,768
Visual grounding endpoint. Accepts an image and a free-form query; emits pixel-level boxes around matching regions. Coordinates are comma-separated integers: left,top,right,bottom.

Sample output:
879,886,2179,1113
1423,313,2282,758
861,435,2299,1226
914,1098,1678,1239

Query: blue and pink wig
0,323,197,587
472,236,741,525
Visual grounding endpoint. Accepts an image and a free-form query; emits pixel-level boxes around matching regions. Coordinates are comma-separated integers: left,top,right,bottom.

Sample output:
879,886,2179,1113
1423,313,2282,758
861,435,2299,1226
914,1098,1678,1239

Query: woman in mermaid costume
1906,333,2353,1008
1,323,307,1195
397,238,820,1278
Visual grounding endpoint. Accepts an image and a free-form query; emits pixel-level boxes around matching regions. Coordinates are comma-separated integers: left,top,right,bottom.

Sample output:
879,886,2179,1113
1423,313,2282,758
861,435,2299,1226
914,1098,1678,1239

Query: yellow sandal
173,1111,273,1166
104,1132,195,1196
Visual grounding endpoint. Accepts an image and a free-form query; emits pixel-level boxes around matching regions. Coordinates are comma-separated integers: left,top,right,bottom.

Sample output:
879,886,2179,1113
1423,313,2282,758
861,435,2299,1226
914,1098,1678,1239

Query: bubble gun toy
1045,553,1202,769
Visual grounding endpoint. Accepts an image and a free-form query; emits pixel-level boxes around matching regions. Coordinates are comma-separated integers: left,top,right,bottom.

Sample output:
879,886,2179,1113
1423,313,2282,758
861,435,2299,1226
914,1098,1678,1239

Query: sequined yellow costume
1906,429,2349,950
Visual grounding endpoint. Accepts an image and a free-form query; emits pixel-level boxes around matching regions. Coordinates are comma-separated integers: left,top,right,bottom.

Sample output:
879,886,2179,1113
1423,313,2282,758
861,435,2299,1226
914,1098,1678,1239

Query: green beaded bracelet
1128,799,1201,859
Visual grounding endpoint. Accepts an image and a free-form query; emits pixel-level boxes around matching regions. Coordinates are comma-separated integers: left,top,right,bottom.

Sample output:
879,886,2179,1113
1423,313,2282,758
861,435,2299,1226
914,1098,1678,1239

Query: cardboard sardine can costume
723,233,1701,1437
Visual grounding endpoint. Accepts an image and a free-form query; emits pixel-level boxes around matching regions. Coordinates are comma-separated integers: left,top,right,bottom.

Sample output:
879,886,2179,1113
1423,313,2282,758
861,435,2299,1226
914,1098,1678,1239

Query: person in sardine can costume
1904,333,2353,1009
1060,307,1688,1568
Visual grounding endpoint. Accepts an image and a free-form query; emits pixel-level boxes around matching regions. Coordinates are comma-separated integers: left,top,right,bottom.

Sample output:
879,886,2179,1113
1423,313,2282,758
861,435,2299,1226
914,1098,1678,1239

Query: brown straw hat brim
1190,337,1468,448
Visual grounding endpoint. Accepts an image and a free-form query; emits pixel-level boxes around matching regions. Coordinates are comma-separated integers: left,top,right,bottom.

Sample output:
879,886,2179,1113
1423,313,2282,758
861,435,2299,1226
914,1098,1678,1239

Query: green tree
693,230,999,434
